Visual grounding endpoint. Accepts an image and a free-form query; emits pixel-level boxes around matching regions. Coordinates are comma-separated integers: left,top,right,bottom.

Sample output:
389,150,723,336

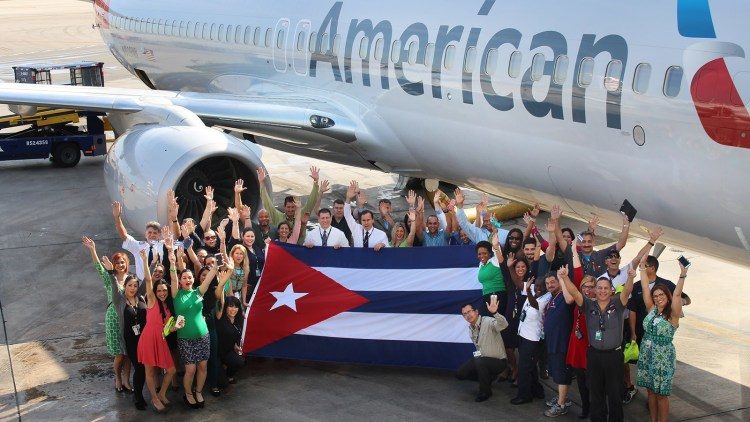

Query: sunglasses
204,235,217,240
508,236,522,241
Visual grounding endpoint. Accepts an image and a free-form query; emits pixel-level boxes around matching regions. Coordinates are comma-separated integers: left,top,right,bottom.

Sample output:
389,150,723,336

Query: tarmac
0,1,748,420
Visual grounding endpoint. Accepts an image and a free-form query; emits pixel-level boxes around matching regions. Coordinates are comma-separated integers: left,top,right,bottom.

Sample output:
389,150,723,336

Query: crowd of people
86,166,691,421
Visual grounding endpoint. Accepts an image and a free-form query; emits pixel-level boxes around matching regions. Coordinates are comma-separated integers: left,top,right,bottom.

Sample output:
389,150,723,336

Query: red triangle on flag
243,242,369,352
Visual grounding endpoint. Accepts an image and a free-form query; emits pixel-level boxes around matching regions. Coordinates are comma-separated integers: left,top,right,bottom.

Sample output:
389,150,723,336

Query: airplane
0,0,748,264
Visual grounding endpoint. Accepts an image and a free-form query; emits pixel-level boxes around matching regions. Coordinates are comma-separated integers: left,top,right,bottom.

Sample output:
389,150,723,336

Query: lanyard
471,319,482,347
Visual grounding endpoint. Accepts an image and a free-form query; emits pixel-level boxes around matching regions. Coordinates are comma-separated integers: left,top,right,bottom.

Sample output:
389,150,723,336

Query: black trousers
222,350,245,378
125,336,146,407
587,347,624,422
516,337,544,400
573,367,590,416
456,356,507,395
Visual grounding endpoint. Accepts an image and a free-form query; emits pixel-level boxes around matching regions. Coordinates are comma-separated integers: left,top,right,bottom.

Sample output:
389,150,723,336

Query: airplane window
236,26,243,44
391,40,401,63
297,32,305,52
265,28,272,47
321,33,330,53
253,28,260,46
483,48,498,75
219,25,226,42
444,44,456,70
463,46,476,73
508,51,522,78
186,21,194,38
202,23,209,40
425,43,435,67
180,21,187,37
195,22,202,39
332,35,341,56
210,23,217,41
374,38,383,61
604,60,623,92
578,57,595,87
530,53,545,81
158,19,164,36
359,37,369,59
145,18,151,34
663,66,683,98
553,55,569,84
408,41,419,65
277,29,285,49
309,32,318,53
226,25,233,43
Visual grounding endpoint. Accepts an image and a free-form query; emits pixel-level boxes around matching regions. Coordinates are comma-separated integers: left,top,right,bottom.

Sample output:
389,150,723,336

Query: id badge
473,350,482,358
520,310,527,322
132,324,141,336
575,328,583,340
594,330,603,341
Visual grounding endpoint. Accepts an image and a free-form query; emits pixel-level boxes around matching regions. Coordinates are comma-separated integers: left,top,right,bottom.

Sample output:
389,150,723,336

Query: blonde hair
229,244,250,276
390,222,407,244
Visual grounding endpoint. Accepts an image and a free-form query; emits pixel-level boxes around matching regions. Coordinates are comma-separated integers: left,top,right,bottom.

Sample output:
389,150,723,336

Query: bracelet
648,241,655,246
172,220,178,223
679,276,686,279
170,269,177,273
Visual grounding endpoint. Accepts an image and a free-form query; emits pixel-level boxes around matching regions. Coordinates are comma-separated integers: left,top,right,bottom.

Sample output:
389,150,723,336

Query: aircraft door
273,19,290,73
293,20,311,76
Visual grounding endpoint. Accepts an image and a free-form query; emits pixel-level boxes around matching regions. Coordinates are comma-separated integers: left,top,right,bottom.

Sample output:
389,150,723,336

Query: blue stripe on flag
279,243,477,269
352,290,484,314
252,334,474,370
677,0,716,38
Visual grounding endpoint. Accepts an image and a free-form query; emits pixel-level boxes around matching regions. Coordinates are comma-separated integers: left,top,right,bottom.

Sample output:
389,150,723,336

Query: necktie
321,229,329,247
363,230,370,248
148,244,154,265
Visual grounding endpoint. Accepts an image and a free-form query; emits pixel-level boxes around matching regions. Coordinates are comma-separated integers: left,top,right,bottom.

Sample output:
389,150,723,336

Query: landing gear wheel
53,143,81,167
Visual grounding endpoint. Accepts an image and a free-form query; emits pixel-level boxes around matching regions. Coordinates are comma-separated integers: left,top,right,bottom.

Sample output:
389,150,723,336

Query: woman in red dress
137,239,184,411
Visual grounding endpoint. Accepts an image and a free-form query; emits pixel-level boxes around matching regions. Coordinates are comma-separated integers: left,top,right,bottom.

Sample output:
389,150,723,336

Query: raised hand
550,204,562,221
406,189,417,207
639,253,648,270
557,264,569,278
293,196,302,210
207,200,218,215
416,196,425,213
234,179,247,194
81,236,95,250
530,203,541,218
204,185,214,201
239,204,252,221
491,230,500,248
346,180,358,201
379,200,391,217
227,207,240,222
649,226,664,243
627,267,636,278
356,189,367,208
101,255,114,271
256,167,267,183
319,179,330,194
523,212,535,227
408,209,416,222
223,253,234,270
309,165,320,182
184,219,195,234
163,227,174,250
506,254,516,268
111,201,122,218
301,211,311,226
545,219,555,233
447,199,456,212
453,188,465,208
622,211,630,225
139,248,148,262
588,215,600,233
486,295,499,314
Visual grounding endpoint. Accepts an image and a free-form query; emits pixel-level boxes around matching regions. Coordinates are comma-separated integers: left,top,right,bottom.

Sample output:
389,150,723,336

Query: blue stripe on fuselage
677,0,716,38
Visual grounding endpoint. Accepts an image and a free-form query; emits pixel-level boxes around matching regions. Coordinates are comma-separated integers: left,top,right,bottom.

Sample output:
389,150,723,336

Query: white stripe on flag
314,267,480,292
296,312,473,344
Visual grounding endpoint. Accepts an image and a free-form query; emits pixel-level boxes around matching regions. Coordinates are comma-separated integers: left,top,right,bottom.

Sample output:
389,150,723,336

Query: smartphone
173,240,183,249
490,294,497,303
620,199,637,222
677,255,691,268
214,253,224,266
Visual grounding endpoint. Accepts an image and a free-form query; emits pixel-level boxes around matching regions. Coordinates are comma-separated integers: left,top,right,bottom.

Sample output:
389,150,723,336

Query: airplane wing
0,82,359,145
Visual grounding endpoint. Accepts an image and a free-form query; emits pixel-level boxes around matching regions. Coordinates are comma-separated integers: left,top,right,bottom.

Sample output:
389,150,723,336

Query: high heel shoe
194,391,205,408
182,394,200,409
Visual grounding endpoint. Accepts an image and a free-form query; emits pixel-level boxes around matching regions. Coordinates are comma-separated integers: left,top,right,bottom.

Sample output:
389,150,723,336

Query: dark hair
222,295,245,329
512,256,530,274
460,303,476,312
651,284,673,320
318,208,332,216
522,237,537,248
378,199,391,205
178,269,194,289
544,271,558,281
561,228,574,240
475,240,493,256
359,210,374,220
581,231,595,239
503,228,524,257
153,279,175,322
596,276,614,287
333,199,345,206
646,255,659,272
284,195,295,205
277,221,291,231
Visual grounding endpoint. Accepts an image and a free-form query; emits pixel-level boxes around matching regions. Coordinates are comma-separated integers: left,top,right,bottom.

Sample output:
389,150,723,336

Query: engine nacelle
104,124,267,231
8,104,38,116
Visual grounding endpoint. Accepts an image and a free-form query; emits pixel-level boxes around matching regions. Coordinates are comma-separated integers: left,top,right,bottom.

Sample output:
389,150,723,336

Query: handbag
623,340,639,363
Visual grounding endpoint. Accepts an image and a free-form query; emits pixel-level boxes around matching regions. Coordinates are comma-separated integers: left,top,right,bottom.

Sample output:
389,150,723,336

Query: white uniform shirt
517,293,551,342
122,234,164,280
304,225,350,247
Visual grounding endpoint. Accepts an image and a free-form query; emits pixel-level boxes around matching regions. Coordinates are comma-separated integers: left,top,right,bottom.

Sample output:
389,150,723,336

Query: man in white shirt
513,280,551,405
343,181,388,250
303,208,349,248
112,201,167,280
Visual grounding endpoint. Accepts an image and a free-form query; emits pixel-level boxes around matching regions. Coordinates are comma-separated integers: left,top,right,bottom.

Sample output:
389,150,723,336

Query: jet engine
104,124,268,231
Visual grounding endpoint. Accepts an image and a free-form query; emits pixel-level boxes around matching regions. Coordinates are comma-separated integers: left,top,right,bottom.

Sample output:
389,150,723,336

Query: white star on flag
269,283,309,312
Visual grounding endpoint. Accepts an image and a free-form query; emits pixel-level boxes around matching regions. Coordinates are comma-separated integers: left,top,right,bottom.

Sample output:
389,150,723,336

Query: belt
589,346,622,353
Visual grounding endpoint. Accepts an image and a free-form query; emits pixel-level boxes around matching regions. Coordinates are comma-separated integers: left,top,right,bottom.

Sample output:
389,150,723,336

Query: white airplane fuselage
93,0,750,263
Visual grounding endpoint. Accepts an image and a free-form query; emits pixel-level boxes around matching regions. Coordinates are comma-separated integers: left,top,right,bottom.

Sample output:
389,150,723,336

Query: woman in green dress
475,232,506,315
82,236,132,393
389,211,416,247
636,256,688,422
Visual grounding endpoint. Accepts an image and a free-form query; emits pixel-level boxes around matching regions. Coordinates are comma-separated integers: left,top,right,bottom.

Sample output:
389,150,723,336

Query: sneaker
545,396,573,408
544,403,569,417
623,386,637,404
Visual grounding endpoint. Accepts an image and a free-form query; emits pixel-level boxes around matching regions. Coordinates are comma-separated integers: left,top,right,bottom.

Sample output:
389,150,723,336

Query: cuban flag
242,242,483,369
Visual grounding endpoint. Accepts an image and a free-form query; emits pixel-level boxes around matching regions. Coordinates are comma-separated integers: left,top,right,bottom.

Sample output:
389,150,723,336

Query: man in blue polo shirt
541,271,575,417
